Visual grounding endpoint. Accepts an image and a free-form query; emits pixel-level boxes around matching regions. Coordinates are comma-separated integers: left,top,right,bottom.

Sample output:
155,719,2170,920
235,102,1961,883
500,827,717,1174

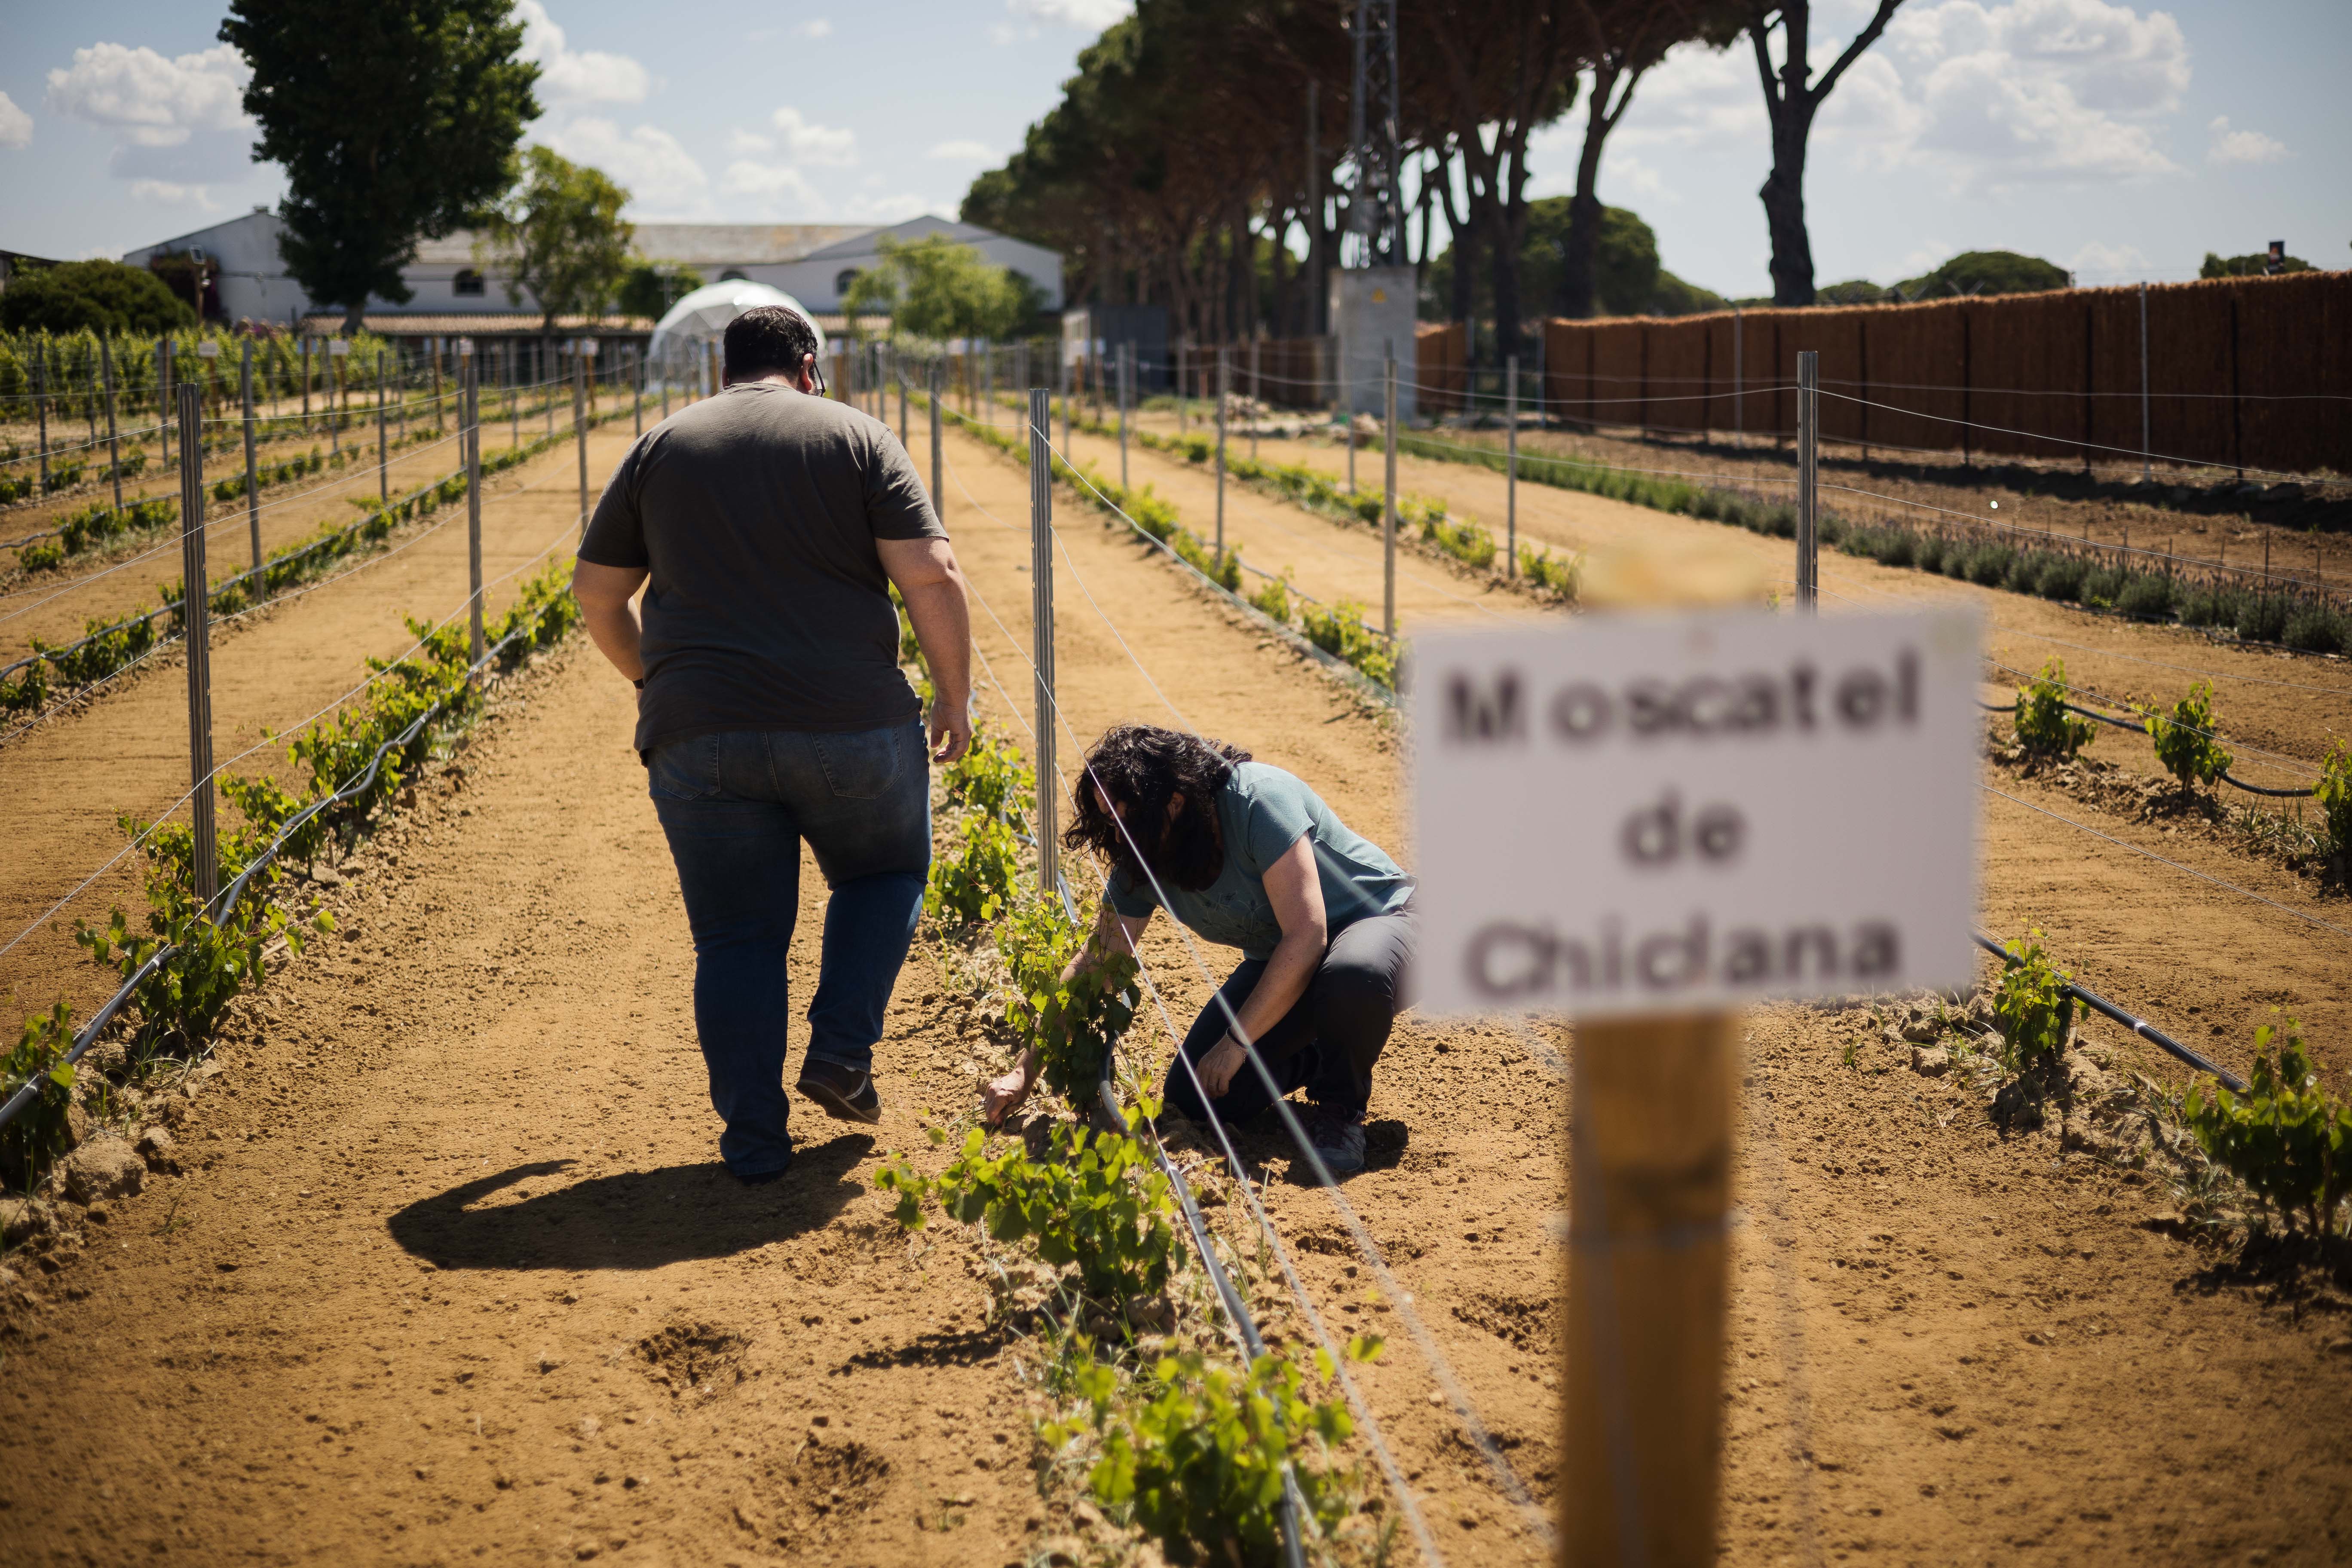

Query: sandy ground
1,400,2346,1565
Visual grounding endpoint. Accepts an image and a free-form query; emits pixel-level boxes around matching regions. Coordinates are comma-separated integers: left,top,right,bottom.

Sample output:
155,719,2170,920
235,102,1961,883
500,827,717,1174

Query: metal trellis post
1028,387,1059,898
100,334,123,513
242,340,262,571
160,338,174,468
375,349,389,508
1506,354,1518,577
2138,281,2151,483
1796,349,1819,612
1383,343,1398,637
1215,348,1229,554
175,383,217,906
574,344,589,539
930,359,945,520
33,341,48,496
465,348,484,664
1119,341,1132,492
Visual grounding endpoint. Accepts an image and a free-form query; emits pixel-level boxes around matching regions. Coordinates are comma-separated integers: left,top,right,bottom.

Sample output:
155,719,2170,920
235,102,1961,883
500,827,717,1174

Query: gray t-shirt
579,382,945,752
1106,762,1414,959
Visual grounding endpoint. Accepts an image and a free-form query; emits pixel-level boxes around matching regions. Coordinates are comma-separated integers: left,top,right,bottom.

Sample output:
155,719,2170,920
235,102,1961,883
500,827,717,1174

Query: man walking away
573,306,972,1184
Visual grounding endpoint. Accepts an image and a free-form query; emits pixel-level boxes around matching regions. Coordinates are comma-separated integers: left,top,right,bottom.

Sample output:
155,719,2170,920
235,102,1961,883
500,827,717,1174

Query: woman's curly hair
1064,723,1252,891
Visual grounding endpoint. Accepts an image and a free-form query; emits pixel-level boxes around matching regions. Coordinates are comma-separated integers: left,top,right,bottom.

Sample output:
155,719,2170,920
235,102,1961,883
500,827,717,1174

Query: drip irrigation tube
0,611,553,1136
1976,696,2317,798
1970,929,2245,1092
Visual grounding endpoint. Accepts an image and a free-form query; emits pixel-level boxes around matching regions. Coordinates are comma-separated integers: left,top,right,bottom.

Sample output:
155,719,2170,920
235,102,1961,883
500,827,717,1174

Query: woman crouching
981,723,1414,1175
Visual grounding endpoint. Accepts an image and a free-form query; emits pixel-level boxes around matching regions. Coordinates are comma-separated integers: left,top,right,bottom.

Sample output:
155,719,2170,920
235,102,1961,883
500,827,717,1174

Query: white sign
329,338,349,357
196,340,220,359
455,337,474,357
1411,609,1982,1018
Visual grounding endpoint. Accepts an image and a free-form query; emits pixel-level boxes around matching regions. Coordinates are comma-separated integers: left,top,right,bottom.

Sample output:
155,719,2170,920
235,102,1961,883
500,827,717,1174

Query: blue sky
1,0,2344,297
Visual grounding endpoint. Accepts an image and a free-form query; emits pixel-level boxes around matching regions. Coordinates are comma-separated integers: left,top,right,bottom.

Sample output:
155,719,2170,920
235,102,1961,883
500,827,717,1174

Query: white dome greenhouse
645,280,827,390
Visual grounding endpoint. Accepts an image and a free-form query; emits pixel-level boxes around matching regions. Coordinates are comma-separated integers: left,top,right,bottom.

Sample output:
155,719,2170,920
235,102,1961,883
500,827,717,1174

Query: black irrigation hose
1977,697,2318,799
0,613,549,1135
1971,928,2246,1092
1092,1073,1311,1568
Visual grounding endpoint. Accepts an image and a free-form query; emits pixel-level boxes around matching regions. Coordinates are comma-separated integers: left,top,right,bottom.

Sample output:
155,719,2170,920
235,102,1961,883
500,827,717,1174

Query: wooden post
1561,539,1756,1568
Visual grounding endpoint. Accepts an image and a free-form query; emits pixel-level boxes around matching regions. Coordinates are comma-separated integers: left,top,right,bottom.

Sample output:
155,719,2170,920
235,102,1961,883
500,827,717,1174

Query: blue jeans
647,723,931,1177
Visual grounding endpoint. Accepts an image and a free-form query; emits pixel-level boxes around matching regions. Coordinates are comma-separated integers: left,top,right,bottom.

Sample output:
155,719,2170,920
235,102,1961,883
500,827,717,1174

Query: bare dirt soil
1,402,2345,1565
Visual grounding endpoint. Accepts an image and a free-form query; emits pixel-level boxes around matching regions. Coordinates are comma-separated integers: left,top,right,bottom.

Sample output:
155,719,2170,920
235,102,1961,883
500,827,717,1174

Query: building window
719,269,748,282
453,268,486,297
835,268,860,297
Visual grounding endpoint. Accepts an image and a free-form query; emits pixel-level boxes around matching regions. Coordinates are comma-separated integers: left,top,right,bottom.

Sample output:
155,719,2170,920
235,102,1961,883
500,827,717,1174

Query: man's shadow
386,1133,873,1271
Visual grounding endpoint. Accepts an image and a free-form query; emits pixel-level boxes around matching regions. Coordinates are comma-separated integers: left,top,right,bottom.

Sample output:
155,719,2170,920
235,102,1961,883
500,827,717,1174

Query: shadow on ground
386,1133,875,1270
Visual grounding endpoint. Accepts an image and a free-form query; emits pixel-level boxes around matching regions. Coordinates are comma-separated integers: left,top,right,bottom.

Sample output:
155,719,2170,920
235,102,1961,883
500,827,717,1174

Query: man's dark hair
1065,724,1251,891
723,305,818,381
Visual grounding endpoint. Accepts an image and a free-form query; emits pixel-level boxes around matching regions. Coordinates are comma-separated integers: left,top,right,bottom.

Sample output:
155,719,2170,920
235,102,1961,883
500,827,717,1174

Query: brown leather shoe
796,1059,881,1124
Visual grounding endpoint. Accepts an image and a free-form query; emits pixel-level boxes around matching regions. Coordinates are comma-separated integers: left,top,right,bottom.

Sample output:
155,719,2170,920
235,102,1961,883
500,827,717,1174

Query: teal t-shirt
1105,762,1414,958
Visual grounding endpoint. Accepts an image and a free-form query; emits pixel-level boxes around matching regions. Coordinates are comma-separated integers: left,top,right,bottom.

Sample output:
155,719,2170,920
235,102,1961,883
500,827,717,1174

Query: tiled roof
408,224,878,266
297,312,655,337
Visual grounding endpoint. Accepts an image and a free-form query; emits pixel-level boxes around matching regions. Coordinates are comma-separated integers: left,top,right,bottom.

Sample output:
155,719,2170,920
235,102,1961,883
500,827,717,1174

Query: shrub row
1,561,580,1183
1,413,607,716
1400,429,2350,655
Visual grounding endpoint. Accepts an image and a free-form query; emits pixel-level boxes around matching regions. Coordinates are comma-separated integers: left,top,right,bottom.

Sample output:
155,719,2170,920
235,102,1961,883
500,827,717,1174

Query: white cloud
129,178,217,209
841,191,932,223
46,42,248,147
0,92,30,150
989,23,1023,46
728,128,775,155
769,106,855,165
515,0,650,106
540,117,707,195
1614,0,2193,194
2205,115,2286,165
1008,0,1131,26
927,138,996,162
2067,239,2147,277
721,160,823,208
799,18,833,38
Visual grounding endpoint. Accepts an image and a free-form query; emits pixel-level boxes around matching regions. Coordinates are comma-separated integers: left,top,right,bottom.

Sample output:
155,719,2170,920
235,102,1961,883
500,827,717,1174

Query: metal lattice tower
1348,0,1400,267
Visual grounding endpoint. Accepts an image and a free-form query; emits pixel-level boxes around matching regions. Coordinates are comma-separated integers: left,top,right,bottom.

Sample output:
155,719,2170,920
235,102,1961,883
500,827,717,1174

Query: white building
120,211,1062,336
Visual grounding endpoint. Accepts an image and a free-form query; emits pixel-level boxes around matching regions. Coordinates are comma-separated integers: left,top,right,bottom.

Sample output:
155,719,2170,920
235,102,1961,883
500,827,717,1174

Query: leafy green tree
220,0,540,334
2201,250,2312,278
1432,201,1704,320
1898,250,2069,299
480,147,635,328
616,260,703,322
0,260,193,334
843,234,1031,343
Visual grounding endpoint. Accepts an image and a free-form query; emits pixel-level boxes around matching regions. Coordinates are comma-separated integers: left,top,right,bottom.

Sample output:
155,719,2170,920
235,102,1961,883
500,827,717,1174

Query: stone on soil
61,1138,145,1204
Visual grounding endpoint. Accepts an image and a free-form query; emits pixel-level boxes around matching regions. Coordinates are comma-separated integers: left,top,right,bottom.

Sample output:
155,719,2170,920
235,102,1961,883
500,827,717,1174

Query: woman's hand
981,1051,1039,1127
1197,1033,1250,1099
